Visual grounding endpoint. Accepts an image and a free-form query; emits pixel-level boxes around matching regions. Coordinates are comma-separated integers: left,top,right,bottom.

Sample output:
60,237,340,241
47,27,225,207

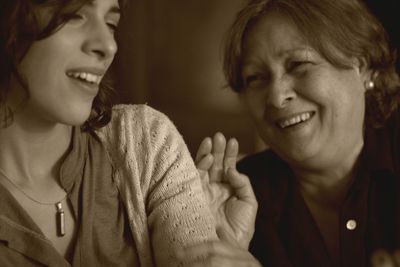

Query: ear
355,57,375,91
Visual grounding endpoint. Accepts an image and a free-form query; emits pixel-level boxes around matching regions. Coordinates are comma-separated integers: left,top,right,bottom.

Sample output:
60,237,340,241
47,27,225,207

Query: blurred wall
113,0,400,157
114,0,262,156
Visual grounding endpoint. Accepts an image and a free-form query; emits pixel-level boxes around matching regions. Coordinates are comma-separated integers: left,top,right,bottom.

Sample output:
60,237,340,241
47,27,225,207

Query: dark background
112,0,400,157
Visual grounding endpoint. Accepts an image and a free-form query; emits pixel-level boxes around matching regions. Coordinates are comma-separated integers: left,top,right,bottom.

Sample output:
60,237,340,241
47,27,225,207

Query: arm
97,105,219,267
143,108,219,266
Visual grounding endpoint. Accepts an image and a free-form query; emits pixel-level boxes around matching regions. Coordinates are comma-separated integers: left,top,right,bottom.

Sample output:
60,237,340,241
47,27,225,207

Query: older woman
194,0,400,266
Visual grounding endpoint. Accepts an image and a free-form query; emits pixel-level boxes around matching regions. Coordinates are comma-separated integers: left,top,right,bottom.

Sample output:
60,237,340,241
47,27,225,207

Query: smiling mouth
276,111,315,129
66,71,102,86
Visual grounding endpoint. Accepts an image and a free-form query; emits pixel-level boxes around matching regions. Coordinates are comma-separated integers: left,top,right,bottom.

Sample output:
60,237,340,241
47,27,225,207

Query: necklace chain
0,168,67,206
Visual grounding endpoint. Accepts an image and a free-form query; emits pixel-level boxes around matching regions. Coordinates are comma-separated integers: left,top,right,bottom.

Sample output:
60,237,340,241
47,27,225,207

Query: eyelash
66,13,118,33
287,60,312,72
106,22,118,32
66,13,84,21
244,74,267,88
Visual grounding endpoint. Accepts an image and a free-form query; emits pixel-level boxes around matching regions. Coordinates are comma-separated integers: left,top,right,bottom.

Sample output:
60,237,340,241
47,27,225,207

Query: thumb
216,227,240,248
226,168,257,205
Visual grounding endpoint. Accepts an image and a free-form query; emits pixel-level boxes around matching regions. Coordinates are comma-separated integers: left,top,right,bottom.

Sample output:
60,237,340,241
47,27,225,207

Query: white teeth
67,72,102,85
279,112,312,128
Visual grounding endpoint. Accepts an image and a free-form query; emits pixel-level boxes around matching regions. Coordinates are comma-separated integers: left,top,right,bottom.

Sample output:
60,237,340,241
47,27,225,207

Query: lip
67,75,99,96
275,111,316,130
66,67,107,76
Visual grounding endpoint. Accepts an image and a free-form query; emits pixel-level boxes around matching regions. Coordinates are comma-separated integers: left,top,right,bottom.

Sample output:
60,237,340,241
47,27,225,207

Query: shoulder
110,104,173,130
96,104,181,145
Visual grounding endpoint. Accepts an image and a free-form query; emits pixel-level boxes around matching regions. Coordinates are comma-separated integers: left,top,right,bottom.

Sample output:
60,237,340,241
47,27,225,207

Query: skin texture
196,133,257,249
193,11,376,266
9,0,120,127
240,12,370,174
0,0,120,259
192,132,260,266
240,12,372,263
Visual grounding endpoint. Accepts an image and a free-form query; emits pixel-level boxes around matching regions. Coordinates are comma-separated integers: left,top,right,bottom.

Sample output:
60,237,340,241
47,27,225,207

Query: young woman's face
13,0,120,126
240,12,369,170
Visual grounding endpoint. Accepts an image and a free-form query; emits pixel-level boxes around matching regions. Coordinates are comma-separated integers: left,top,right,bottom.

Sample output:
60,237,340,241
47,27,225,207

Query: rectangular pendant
56,202,65,237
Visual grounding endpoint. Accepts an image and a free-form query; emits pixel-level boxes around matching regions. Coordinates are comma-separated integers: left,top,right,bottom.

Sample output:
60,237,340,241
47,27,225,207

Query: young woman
0,1,220,266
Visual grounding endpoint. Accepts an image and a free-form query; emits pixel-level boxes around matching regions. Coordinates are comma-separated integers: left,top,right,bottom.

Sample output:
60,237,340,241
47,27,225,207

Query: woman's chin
55,105,93,127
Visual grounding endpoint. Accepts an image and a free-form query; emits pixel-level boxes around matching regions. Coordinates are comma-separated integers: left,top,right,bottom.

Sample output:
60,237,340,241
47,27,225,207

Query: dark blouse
239,111,400,267
0,127,138,266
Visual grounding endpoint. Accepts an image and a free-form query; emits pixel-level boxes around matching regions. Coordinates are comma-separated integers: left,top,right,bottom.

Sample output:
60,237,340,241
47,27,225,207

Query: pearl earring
365,80,375,90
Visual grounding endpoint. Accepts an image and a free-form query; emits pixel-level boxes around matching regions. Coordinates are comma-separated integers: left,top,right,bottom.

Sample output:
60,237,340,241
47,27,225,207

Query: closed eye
244,74,267,89
106,22,118,33
287,61,312,72
66,13,84,22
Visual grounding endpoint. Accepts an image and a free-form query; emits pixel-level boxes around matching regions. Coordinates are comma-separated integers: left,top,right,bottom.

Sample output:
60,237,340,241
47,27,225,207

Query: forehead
242,12,309,59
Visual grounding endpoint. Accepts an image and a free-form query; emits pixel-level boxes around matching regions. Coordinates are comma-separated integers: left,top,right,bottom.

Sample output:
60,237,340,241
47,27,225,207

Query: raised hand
196,132,257,249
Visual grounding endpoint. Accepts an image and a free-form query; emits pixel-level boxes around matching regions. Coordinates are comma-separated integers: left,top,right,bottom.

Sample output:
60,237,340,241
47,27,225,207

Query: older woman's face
12,0,120,126
241,12,369,170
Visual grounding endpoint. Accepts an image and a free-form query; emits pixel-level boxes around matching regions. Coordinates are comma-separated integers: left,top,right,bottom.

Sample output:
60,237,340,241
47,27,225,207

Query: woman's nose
82,21,117,61
265,76,296,109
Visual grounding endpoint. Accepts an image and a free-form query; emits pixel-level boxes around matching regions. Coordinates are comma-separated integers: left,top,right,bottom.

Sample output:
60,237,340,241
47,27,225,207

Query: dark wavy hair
0,0,126,130
224,0,400,128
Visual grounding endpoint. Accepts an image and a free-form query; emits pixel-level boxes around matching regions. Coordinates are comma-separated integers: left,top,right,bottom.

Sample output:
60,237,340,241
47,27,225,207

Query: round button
346,219,357,230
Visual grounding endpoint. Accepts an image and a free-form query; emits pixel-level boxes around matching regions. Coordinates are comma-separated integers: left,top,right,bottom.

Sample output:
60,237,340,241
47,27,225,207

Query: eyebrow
278,47,314,57
88,0,121,16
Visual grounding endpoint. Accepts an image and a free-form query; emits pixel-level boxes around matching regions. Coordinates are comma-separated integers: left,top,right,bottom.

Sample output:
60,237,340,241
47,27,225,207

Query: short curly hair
0,0,126,130
224,0,400,128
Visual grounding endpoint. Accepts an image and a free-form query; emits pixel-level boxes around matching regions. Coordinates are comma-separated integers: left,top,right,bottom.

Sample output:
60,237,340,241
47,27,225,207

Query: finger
226,168,257,205
210,133,226,182
196,154,214,192
371,249,396,267
197,154,214,172
223,138,239,175
197,154,214,187
196,137,212,163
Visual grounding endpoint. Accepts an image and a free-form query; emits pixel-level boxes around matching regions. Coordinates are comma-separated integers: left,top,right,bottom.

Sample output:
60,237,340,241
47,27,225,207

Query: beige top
96,104,218,267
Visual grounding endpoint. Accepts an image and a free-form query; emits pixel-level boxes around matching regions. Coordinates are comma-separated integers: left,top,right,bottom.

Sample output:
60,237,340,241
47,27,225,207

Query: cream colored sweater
95,104,217,267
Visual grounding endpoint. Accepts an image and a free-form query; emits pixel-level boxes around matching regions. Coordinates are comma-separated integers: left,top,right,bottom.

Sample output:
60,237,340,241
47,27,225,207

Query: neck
0,112,72,185
292,142,363,210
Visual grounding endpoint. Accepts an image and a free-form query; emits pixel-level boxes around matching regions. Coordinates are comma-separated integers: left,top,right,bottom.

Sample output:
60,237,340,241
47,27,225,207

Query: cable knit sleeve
96,104,218,267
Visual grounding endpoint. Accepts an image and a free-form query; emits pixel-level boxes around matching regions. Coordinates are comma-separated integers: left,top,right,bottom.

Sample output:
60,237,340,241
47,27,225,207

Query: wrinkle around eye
243,73,268,90
286,61,315,77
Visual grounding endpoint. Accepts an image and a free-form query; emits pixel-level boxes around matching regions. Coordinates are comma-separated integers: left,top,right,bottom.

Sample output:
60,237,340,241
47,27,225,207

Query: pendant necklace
0,168,67,237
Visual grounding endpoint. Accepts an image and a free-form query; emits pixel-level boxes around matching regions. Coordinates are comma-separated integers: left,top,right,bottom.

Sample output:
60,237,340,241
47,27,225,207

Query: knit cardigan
95,104,217,267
